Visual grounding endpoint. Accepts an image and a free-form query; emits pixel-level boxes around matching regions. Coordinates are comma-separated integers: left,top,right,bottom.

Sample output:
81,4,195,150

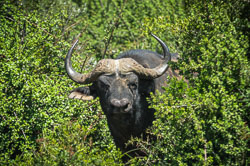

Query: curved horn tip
65,39,86,84
150,33,170,59
72,39,79,48
150,33,160,41
150,33,156,38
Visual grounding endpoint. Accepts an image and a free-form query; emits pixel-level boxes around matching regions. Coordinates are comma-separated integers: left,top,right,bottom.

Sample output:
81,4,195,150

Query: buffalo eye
98,75,112,92
98,79,110,92
100,81,110,91
128,83,137,91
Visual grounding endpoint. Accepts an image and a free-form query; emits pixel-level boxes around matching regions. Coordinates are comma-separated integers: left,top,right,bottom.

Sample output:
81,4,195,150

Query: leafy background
0,0,249,165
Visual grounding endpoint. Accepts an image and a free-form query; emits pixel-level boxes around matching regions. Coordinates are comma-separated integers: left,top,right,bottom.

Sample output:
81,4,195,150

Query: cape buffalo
65,34,178,161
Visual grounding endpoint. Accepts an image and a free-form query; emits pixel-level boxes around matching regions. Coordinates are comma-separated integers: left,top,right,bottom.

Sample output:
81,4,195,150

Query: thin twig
99,0,103,7
80,53,89,73
14,112,27,140
1,115,6,121
22,17,58,40
83,110,103,141
64,19,86,33
171,104,197,108
204,139,207,162
14,111,37,156
102,0,128,59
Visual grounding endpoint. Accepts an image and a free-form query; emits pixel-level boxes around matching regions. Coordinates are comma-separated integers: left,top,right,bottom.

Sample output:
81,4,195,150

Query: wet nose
110,98,129,108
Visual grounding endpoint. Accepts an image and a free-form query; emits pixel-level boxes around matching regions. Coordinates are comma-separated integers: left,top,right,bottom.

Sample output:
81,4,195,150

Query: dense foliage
0,0,249,165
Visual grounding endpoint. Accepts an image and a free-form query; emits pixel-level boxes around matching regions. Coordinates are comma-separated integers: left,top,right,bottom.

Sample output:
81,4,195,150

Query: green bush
0,0,249,165
23,110,122,165
0,1,71,164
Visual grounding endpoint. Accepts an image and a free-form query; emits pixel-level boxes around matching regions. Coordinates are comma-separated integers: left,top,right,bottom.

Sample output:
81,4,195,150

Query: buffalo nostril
120,99,129,108
111,98,129,108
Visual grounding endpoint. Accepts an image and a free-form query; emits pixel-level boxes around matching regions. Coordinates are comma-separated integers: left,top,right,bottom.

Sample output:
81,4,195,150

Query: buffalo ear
68,87,96,101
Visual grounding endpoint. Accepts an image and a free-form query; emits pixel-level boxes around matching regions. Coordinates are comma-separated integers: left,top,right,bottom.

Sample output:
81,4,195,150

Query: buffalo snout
111,98,129,108
110,98,131,112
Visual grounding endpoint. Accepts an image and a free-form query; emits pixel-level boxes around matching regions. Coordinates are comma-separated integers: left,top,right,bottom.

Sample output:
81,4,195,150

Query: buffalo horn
145,33,171,77
65,40,98,84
